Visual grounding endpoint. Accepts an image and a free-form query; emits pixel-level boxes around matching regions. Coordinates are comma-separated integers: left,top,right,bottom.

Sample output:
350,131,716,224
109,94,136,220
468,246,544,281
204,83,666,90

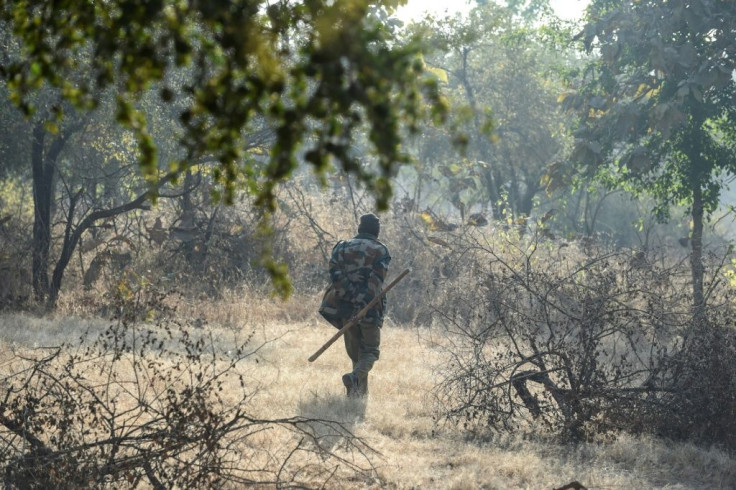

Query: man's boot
342,373,358,397
356,372,369,398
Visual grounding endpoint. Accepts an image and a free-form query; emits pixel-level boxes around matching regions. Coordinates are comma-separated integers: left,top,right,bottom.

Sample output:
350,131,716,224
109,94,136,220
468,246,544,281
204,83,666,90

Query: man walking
319,213,391,398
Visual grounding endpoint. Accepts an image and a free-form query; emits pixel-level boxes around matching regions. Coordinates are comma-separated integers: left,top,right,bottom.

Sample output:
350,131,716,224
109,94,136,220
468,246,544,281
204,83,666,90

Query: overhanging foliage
0,0,446,209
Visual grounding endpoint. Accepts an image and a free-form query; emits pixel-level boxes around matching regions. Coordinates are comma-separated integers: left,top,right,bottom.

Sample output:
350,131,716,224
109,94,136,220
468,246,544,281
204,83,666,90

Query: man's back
329,233,391,325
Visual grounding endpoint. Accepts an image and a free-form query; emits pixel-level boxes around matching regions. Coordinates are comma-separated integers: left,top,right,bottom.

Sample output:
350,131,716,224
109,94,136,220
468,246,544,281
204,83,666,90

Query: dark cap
358,213,380,237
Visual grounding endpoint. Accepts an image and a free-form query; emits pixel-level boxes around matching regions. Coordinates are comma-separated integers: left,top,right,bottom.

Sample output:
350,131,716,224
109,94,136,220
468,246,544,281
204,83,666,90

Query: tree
412,2,576,223
566,0,736,320
1,0,443,208
2,88,176,307
0,0,447,297
29,109,86,304
1,57,283,308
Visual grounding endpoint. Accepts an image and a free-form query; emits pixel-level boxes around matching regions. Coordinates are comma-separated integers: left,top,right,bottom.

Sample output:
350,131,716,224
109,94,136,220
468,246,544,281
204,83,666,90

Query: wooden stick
308,268,411,363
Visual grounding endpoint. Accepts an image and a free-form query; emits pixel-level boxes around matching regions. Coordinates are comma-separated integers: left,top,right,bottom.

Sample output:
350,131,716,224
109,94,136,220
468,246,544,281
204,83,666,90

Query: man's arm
328,241,352,297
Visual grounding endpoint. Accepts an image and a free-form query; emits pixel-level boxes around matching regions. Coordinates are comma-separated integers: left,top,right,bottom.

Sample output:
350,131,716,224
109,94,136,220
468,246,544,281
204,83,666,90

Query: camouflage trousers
343,320,381,395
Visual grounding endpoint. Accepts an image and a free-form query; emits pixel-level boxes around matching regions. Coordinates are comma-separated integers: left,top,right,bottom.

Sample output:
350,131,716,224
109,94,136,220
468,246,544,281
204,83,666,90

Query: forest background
0,0,735,488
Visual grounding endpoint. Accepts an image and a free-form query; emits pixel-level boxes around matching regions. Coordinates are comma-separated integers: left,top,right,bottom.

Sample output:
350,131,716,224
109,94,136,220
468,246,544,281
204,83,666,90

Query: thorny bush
431,229,736,448
0,278,374,489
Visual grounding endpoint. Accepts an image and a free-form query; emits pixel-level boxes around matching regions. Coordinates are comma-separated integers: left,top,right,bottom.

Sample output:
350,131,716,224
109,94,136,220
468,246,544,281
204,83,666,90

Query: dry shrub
271,179,455,324
0,212,32,309
56,174,444,327
430,227,736,448
653,311,736,447
0,279,374,488
141,204,269,295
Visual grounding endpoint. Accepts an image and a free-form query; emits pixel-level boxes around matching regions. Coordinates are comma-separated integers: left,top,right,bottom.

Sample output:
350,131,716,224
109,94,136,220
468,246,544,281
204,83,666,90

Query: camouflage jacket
319,233,391,327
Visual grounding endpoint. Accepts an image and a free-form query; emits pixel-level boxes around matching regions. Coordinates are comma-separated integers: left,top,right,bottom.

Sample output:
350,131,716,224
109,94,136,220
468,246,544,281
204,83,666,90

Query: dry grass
2,300,734,489
8,192,736,487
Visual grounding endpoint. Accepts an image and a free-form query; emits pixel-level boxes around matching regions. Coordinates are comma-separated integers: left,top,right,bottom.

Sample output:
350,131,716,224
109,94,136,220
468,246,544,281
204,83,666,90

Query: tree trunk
48,190,83,307
30,120,81,305
182,170,196,265
31,123,53,302
690,181,705,323
517,179,537,219
457,47,503,220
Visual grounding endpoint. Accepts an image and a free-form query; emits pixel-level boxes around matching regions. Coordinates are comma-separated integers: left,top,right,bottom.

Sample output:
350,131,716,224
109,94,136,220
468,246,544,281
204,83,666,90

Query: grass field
2,289,734,489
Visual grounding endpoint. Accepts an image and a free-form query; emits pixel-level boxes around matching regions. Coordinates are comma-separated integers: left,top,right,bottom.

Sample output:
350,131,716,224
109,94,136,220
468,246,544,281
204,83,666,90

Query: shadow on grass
297,392,367,454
